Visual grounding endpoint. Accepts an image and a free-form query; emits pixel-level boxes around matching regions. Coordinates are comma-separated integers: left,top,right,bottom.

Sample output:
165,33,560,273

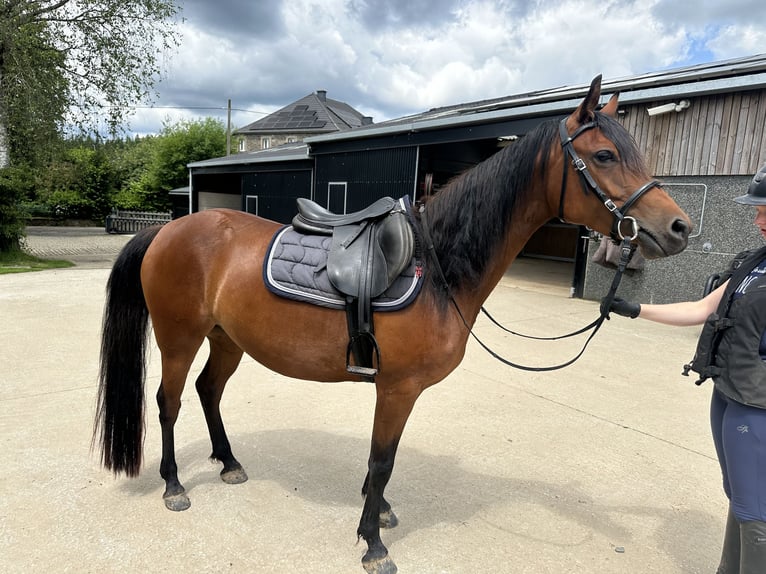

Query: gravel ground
22,226,134,268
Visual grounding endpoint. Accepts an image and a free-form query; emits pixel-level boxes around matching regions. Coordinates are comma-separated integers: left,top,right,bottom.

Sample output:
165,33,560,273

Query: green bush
46,189,98,220
0,168,32,252
112,176,154,210
36,146,114,221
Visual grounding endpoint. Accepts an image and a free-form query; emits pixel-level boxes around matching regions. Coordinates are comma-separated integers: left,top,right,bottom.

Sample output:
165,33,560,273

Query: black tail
93,225,162,477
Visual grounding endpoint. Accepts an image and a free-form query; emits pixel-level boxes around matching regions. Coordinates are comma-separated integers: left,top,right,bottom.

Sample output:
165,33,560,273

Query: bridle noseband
558,118,661,242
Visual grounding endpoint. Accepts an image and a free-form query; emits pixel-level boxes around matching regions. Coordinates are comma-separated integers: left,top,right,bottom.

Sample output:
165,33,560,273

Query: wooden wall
619,88,766,177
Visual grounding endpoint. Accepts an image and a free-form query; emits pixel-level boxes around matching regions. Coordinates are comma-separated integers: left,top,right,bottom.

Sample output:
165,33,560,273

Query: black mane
424,112,647,296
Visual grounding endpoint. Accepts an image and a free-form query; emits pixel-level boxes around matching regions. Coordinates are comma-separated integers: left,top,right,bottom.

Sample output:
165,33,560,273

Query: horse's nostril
672,218,691,238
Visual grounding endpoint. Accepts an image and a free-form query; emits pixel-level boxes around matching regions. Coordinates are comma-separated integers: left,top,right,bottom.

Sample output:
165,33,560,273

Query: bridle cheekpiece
558,117,660,242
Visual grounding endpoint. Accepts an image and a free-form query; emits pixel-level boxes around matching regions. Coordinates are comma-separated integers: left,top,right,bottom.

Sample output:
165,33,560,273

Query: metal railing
105,209,172,234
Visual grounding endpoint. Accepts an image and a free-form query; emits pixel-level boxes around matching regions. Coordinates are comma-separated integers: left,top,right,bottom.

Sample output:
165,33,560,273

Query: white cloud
124,0,766,134
706,25,766,60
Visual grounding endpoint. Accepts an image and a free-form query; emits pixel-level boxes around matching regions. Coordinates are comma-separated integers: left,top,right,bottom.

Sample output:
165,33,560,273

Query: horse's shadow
121,427,718,571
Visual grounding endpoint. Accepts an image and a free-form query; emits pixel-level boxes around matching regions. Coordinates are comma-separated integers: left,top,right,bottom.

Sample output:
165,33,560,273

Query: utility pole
226,99,232,156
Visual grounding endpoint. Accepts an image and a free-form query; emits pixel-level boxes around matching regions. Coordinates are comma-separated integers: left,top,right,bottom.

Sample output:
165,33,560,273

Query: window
238,139,246,152
287,137,297,143
327,182,347,213
261,137,270,149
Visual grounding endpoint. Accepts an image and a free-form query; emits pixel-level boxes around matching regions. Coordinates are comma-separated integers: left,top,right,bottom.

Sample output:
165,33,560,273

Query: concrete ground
1,227,725,573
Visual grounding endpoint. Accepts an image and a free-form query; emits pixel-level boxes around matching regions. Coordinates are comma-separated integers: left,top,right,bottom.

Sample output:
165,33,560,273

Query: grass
0,250,74,274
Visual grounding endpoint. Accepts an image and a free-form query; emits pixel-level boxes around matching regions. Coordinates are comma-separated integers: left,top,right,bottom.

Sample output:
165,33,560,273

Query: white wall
198,192,241,211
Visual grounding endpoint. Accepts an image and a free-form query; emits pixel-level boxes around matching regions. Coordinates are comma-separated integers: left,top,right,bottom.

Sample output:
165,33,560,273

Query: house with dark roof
234,90,372,153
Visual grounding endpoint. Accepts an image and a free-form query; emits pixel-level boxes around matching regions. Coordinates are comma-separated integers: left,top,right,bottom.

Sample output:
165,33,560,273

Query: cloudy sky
128,0,766,135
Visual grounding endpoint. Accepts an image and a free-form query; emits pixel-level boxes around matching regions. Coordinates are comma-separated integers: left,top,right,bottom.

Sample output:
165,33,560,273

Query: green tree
37,143,115,220
29,120,226,218
109,136,158,210
0,0,181,250
139,118,227,210
1,1,181,139
0,19,66,168
0,167,33,251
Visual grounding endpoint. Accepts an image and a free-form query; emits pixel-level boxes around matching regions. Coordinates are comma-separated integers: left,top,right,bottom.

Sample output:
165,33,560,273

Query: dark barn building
188,144,314,223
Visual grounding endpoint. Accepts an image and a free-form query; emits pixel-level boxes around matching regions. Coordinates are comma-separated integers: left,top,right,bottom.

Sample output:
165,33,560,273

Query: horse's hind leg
195,327,247,485
156,350,200,512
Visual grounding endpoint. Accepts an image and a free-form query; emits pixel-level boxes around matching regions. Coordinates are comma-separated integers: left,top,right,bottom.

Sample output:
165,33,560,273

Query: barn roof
234,90,371,136
306,53,766,145
187,142,310,169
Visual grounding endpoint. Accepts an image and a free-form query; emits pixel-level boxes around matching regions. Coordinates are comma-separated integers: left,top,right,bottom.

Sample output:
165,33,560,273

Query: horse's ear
600,91,620,117
568,74,602,128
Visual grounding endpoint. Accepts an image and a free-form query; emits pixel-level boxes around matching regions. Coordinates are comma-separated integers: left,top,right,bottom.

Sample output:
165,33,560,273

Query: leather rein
420,117,660,372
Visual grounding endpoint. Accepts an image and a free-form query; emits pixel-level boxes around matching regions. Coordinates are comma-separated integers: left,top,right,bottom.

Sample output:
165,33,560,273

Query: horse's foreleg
358,382,421,574
361,472,398,528
196,329,247,485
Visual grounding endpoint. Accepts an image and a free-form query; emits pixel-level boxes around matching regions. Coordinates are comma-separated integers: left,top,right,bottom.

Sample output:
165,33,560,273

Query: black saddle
293,196,398,233
292,197,415,380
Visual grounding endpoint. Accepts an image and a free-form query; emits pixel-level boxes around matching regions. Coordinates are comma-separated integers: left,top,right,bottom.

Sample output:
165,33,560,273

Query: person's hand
600,296,640,318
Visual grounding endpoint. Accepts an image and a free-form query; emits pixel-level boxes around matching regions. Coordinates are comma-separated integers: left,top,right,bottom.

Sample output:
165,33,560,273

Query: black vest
688,245,766,408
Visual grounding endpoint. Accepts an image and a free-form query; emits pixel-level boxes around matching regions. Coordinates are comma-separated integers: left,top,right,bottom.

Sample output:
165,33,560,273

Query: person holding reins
603,164,766,574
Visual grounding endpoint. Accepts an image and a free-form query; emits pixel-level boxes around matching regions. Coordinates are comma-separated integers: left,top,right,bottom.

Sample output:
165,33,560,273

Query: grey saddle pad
263,225,423,311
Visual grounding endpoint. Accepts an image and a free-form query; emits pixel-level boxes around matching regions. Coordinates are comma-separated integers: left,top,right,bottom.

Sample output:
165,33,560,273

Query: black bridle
558,118,660,243
418,117,663,372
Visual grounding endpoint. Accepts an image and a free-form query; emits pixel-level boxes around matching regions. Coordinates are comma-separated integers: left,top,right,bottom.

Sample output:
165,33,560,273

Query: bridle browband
558,117,661,242
417,116,662,372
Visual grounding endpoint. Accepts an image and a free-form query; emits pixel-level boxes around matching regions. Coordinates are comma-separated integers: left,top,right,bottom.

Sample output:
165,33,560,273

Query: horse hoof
362,554,397,574
379,509,398,529
221,467,248,484
163,493,191,512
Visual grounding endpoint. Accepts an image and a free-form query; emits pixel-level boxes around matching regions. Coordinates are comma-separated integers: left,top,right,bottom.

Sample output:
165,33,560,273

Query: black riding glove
601,297,640,319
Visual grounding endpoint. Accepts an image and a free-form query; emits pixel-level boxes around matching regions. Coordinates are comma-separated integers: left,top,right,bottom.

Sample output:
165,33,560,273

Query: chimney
362,116,373,125
316,90,327,102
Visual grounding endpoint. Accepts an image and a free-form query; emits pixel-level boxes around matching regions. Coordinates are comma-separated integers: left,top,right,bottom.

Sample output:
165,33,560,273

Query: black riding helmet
734,163,766,205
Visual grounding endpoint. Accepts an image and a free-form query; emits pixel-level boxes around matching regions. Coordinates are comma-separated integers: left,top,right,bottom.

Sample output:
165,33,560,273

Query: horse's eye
595,150,616,163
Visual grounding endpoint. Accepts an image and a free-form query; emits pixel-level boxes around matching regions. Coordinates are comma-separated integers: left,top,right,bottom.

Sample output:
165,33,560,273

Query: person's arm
605,280,729,327
638,280,728,326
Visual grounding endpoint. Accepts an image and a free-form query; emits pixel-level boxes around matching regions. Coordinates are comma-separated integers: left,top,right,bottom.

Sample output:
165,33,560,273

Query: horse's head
554,75,691,258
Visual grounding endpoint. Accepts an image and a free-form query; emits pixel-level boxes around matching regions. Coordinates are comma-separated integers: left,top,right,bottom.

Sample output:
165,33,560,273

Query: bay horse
95,75,691,574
